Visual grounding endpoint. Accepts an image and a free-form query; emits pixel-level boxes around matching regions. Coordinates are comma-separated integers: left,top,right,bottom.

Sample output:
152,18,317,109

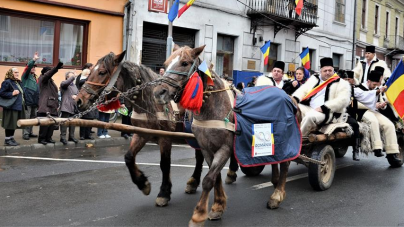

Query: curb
0,137,131,155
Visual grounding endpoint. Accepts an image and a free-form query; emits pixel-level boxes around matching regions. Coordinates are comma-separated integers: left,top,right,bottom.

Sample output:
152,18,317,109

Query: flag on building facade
385,59,404,119
178,0,196,18
260,40,271,66
295,0,303,16
300,47,310,69
168,0,180,22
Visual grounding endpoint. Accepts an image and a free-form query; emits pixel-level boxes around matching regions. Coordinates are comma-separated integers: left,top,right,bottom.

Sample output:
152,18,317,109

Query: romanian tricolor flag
260,40,271,66
300,47,310,70
295,0,303,16
168,0,180,22
302,73,339,101
178,0,195,18
198,60,214,86
385,59,404,119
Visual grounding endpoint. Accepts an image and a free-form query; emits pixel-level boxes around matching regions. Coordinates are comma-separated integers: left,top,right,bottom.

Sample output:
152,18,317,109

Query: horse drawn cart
18,117,404,193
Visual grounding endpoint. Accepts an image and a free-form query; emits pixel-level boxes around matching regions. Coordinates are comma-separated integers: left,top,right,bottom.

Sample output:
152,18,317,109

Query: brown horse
153,45,299,226
75,51,238,207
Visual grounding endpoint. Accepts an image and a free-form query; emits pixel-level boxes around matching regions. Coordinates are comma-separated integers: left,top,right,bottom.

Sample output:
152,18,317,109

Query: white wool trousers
298,104,325,136
371,110,399,154
362,111,383,151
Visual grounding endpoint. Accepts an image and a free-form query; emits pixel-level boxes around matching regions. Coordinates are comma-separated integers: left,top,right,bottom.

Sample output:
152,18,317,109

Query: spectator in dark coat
247,76,257,87
282,67,310,95
59,71,79,145
21,52,40,140
37,62,63,145
77,69,96,140
0,68,26,146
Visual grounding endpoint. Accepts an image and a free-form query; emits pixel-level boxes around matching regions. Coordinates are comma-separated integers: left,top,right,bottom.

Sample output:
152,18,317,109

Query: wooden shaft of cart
17,118,196,139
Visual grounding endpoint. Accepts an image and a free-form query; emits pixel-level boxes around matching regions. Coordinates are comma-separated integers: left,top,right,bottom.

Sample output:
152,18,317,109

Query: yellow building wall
0,0,126,86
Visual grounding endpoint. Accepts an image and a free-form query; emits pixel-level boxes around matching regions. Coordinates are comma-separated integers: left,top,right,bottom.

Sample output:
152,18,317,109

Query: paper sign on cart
252,123,274,157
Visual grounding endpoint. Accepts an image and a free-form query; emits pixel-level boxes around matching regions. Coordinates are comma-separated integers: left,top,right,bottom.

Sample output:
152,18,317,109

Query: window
332,53,342,71
265,43,279,72
335,0,345,23
0,11,88,68
216,34,234,77
374,5,379,34
385,11,390,38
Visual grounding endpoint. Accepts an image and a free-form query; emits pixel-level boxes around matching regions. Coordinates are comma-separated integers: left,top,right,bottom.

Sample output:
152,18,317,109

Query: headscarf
294,68,310,84
4,68,20,81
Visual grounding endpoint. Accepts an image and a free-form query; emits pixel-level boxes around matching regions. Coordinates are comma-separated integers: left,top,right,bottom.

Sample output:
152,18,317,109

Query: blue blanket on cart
234,86,301,167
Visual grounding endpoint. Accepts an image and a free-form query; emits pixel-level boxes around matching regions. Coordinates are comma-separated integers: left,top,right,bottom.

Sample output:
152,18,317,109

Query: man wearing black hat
353,45,391,84
256,61,288,88
21,51,40,140
354,68,401,164
292,57,351,136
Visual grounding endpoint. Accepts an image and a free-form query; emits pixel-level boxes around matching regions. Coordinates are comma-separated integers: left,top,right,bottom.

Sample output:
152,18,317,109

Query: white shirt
310,77,326,109
363,56,377,82
353,83,377,111
274,80,284,89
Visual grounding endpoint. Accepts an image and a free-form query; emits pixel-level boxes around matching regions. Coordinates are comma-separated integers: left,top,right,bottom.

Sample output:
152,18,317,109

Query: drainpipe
123,0,134,60
352,0,357,68
166,0,174,59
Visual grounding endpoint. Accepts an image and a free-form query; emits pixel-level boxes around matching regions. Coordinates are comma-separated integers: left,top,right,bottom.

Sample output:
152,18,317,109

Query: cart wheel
308,145,336,191
389,133,404,168
240,165,265,176
333,145,348,158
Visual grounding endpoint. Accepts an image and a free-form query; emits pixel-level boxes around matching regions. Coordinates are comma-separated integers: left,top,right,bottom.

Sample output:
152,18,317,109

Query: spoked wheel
240,165,265,176
333,145,348,158
308,145,336,191
388,132,404,168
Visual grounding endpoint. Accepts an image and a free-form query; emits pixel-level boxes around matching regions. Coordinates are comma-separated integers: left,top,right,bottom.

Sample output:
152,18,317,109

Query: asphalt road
1,144,404,226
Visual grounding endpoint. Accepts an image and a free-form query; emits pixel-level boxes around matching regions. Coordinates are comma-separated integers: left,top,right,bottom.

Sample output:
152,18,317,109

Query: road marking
145,143,192,148
0,156,223,169
251,163,353,190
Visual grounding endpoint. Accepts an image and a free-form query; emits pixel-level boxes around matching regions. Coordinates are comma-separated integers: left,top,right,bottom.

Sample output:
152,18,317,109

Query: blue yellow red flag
178,0,196,18
295,0,303,16
385,59,404,119
260,41,271,66
198,60,214,86
300,47,310,69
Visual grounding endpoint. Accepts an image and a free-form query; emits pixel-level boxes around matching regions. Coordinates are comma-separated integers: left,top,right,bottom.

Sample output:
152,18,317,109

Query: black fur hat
273,61,285,71
320,57,333,68
368,70,383,82
366,45,376,53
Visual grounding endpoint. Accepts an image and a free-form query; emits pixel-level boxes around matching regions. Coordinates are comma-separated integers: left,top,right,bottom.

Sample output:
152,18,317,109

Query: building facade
356,0,404,70
127,0,356,81
0,0,127,85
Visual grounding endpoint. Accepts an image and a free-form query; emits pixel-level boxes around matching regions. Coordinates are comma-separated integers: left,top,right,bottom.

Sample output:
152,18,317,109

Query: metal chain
56,80,161,125
298,154,325,165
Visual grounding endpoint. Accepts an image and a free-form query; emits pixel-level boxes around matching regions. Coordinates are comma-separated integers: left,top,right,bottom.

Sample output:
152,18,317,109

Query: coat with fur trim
292,74,351,123
353,58,391,85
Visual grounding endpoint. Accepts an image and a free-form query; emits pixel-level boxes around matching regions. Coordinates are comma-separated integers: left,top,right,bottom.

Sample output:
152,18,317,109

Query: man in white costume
354,68,401,164
292,57,351,136
256,61,288,88
353,45,391,84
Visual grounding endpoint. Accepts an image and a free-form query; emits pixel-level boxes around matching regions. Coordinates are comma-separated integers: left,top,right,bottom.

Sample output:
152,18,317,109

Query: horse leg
267,161,290,209
124,134,151,196
156,138,172,207
208,174,227,220
225,152,239,184
190,147,230,226
185,149,204,194
271,164,280,188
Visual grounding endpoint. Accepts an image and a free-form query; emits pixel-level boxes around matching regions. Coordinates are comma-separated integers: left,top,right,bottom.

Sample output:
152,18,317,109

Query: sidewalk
0,115,132,155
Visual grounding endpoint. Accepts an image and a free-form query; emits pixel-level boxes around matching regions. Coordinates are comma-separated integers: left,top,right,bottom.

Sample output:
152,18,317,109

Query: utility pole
352,0,357,68
166,0,174,59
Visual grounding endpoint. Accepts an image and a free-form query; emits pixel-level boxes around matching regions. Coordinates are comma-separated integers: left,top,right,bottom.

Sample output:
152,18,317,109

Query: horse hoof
189,219,205,227
267,201,280,209
185,184,198,194
142,181,151,195
155,197,169,207
225,171,237,184
208,211,223,220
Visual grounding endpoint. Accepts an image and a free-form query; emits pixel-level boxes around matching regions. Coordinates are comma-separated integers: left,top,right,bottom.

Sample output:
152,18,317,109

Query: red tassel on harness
180,72,203,112
97,99,121,112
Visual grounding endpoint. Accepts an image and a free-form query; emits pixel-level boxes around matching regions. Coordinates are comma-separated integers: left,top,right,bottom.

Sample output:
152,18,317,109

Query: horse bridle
159,59,200,103
81,63,123,102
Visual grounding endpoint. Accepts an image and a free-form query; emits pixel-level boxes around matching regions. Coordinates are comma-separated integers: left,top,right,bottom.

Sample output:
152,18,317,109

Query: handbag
0,95,18,108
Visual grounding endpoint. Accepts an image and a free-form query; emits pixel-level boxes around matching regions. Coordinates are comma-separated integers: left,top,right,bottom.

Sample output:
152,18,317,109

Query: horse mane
118,61,160,120
98,52,116,74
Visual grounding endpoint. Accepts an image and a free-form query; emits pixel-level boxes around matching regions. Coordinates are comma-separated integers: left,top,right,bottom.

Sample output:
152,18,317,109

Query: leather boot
386,154,401,165
352,138,360,161
60,138,67,145
374,149,384,157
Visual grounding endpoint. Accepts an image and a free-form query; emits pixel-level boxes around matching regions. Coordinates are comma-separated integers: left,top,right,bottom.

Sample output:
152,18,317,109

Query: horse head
153,44,205,105
76,51,126,111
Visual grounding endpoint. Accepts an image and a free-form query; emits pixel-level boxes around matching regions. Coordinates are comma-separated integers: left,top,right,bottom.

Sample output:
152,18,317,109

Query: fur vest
292,74,351,124
353,58,391,84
